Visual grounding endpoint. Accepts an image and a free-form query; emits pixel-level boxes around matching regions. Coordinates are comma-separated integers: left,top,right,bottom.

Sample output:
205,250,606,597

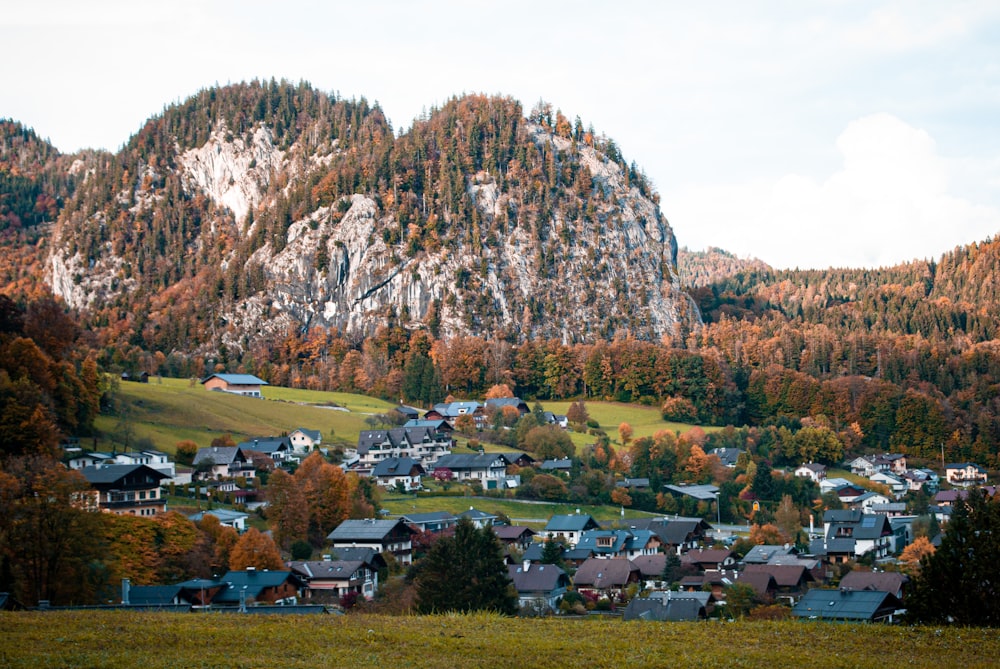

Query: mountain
677,246,771,288
29,80,698,357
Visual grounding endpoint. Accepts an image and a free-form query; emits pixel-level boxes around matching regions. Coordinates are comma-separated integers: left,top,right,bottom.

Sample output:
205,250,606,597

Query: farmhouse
327,518,416,565
80,464,169,516
200,373,268,398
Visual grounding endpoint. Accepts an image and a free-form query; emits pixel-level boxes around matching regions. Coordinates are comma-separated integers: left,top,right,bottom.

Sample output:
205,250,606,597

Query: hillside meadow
0,611,995,669
91,377,698,456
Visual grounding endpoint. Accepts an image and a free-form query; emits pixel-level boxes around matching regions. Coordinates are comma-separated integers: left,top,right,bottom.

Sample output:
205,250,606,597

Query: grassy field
90,378,704,457
0,611,995,668
94,377,399,455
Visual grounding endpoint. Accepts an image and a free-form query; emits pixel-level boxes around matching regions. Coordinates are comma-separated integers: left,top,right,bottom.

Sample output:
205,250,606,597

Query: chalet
945,462,988,487
393,406,421,421
576,529,661,560
424,401,485,428
289,558,380,602
573,557,641,602
810,510,893,563
540,514,601,547
792,588,903,623
494,525,537,551
631,553,668,589
356,427,452,469
794,462,827,482
848,456,878,477
192,446,254,480
682,548,736,572
902,468,939,493
629,516,713,552
200,373,268,398
80,464,169,516
623,594,707,621
832,483,868,505
507,561,571,613
839,570,909,600
238,437,293,463
188,508,249,532
539,458,573,476
327,518,417,565
541,411,569,428
433,453,509,490
459,507,499,528
288,428,322,453
212,569,301,607
498,452,536,468
484,397,530,417
400,511,458,533
371,457,425,491
67,451,117,470
708,448,743,468
743,563,815,603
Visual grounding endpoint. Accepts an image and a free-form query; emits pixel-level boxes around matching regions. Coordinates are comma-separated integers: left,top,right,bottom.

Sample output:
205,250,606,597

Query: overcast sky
3,1,999,269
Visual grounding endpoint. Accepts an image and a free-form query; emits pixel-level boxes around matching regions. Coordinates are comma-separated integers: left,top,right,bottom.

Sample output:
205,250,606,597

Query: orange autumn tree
294,451,353,545
229,528,283,570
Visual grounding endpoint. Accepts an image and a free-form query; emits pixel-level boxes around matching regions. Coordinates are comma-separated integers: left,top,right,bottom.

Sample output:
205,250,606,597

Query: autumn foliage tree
229,527,284,571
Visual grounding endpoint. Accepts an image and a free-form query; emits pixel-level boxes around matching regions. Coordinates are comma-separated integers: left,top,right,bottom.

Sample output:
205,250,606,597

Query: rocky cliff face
44,84,699,353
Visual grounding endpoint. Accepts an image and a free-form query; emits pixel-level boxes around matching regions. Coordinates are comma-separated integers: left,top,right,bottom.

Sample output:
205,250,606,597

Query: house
819,477,854,494
540,514,601,547
623,594,707,621
882,454,908,475
459,507,499,528
80,464,169,516
682,548,735,572
945,462,988,487
237,437,293,463
616,478,651,490
288,428,322,453
631,554,668,589
507,561,571,613
848,456,878,478
116,449,175,479
498,452,536,468
708,448,743,468
403,418,454,435
200,373,268,398
741,544,797,565
850,491,892,513
356,427,453,469
794,462,827,482
869,472,907,498
327,518,417,565
192,446,254,480
839,570,909,599
576,529,661,560
123,584,188,608
174,578,226,607
484,397,530,417
573,557,641,602
902,468,939,493
682,569,738,601
791,588,903,622
539,458,573,476
393,406,421,421
493,525,536,551
810,510,893,563
743,564,814,603
289,558,380,602
832,483,868,505
629,516,713,552
432,453,510,490
734,571,777,603
67,451,116,470
371,457,425,492
188,508,249,532
211,569,301,607
400,511,458,533
541,411,569,428
424,401,485,428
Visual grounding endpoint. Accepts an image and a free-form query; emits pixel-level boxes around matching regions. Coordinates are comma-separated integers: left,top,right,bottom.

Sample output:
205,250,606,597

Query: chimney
523,559,531,572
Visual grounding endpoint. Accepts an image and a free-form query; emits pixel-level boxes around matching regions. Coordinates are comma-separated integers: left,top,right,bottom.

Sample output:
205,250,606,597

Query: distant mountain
10,80,699,356
677,246,771,288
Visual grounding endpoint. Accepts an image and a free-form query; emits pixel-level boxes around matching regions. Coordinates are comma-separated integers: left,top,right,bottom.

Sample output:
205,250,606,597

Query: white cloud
668,114,1000,269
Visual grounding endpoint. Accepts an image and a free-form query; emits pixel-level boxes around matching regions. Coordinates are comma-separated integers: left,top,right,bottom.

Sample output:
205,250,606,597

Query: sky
3,1,999,269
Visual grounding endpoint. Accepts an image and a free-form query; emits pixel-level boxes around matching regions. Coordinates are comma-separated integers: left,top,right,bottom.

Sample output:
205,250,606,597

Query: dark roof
493,525,536,541
631,553,667,578
127,585,183,605
201,373,268,386
193,446,246,466
663,484,719,501
400,511,457,525
81,464,168,485
508,563,570,592
623,596,706,621
328,547,387,568
543,514,601,533
372,457,425,477
459,508,498,521
635,517,712,545
327,518,415,542
521,543,546,562
288,560,365,581
539,458,573,471
735,571,776,598
394,406,421,418
744,564,813,587
403,419,453,432
237,437,291,454
213,570,300,603
792,589,902,621
434,453,507,471
708,448,743,466
741,544,797,564
839,571,908,594
485,397,530,412
292,428,322,441
573,558,639,588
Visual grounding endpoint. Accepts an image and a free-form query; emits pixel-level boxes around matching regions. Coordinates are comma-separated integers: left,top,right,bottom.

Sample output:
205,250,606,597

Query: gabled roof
201,373,268,386
631,553,667,578
372,457,425,477
683,548,733,566
735,571,776,598
127,585,183,606
328,547,387,568
946,462,987,471
839,570,908,594
434,453,507,471
493,525,536,541
623,596,706,621
327,518,415,542
428,401,483,417
291,428,322,441
459,508,498,522
485,397,530,412
212,570,300,603
577,530,631,555
238,437,291,454
508,563,570,592
193,446,246,466
543,514,601,533
573,557,639,588
81,464,169,485
539,458,573,471
708,448,743,466
744,563,813,588
188,509,249,524
288,560,366,582
400,511,457,525
741,544,797,564
403,419,453,431
634,517,712,546
792,588,902,621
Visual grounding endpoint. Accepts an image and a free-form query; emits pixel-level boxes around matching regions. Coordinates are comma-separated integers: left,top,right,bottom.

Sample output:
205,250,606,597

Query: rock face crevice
47,90,700,349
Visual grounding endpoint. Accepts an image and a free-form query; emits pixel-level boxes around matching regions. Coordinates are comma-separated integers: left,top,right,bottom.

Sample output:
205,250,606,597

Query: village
29,371,995,623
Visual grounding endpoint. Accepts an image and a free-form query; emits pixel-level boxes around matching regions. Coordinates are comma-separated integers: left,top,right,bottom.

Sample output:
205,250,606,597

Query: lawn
0,611,995,669
94,376,398,455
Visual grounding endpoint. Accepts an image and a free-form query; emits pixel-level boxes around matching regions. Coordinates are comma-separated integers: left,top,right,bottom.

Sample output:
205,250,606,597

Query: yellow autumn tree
229,528,284,570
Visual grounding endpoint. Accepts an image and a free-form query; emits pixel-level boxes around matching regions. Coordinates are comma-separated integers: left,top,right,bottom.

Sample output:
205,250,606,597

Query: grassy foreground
0,611,995,669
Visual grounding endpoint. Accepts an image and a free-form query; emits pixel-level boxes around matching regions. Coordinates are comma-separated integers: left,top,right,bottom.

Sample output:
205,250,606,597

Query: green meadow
0,611,994,669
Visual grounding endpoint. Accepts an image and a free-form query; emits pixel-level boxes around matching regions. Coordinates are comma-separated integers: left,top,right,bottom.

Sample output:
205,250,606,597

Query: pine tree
414,518,517,614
